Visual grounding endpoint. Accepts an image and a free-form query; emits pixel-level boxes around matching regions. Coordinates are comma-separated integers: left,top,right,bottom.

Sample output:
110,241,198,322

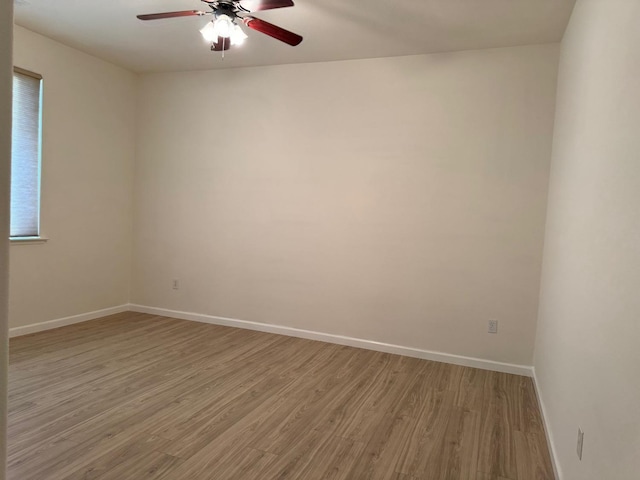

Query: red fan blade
137,10,205,20
243,16,302,46
211,37,231,51
240,0,294,11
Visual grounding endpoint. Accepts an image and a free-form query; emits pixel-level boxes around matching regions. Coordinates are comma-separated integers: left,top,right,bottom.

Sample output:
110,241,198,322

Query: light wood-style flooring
8,312,554,480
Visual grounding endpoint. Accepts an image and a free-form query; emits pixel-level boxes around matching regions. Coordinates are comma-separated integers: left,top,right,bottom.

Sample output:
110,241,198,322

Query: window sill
10,236,49,245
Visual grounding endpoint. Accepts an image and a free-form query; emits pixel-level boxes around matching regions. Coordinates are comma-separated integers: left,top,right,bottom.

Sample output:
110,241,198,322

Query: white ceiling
14,0,576,73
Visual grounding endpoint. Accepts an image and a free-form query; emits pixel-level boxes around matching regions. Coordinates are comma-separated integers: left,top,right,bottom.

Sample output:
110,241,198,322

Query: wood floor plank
59,434,178,480
476,372,521,479
8,313,555,480
393,389,456,477
183,446,278,480
75,450,182,480
514,431,556,480
475,474,515,480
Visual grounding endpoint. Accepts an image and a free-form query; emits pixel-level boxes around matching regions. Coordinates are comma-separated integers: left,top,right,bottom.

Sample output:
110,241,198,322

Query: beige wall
534,1,640,479
9,27,137,328
133,44,559,366
1,2,13,477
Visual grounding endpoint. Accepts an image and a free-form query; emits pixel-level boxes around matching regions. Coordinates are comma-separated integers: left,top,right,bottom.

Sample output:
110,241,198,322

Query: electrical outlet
172,279,179,290
488,319,498,334
577,428,584,460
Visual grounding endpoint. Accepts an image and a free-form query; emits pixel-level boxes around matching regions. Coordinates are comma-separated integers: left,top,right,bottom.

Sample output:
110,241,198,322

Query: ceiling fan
137,0,303,52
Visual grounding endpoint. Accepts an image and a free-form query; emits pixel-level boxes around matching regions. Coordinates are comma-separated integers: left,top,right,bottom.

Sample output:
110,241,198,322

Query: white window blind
11,68,42,238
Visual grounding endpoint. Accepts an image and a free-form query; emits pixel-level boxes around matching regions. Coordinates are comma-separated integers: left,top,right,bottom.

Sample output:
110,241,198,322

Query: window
11,67,42,239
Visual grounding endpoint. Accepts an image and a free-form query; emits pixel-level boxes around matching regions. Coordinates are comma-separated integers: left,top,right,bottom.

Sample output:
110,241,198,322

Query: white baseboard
9,305,130,338
532,367,562,480
129,304,533,377
10,303,534,377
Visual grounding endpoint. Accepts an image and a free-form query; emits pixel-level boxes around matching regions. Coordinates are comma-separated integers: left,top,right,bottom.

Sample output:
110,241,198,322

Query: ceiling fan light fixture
213,14,235,38
230,24,248,45
138,0,303,51
199,21,217,42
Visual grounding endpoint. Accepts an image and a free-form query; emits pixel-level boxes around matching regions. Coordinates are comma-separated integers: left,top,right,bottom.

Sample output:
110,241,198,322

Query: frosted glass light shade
230,25,248,45
200,22,217,42
213,15,234,38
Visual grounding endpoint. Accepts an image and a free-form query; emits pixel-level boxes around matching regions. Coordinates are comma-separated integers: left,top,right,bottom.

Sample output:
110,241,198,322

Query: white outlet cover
488,320,498,334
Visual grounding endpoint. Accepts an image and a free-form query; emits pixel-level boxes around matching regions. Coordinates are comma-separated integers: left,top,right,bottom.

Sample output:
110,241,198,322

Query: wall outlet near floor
172,279,179,290
577,428,584,460
488,319,498,334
